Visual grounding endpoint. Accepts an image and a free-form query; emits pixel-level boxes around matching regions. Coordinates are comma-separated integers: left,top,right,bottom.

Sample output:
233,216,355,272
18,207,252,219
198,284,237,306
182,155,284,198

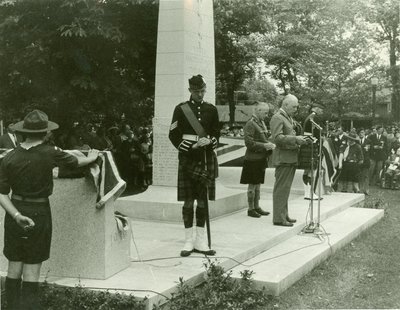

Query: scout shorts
3,199,52,264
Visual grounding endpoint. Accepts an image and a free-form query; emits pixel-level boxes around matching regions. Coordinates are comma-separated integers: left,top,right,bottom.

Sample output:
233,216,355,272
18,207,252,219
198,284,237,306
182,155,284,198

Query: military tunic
169,99,219,201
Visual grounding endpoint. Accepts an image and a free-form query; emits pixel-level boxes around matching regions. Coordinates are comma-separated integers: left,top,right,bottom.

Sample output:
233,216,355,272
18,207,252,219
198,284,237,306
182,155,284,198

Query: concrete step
43,192,366,309
115,183,248,222
231,207,384,296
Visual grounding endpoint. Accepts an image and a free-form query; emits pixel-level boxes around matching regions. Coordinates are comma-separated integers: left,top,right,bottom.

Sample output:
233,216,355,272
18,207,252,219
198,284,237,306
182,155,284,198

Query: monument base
115,182,247,222
0,177,130,280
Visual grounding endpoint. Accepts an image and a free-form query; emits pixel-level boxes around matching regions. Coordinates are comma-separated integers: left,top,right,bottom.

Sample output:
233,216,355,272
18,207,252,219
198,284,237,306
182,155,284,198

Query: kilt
240,159,267,184
339,161,360,182
4,199,52,264
297,144,318,170
177,153,217,201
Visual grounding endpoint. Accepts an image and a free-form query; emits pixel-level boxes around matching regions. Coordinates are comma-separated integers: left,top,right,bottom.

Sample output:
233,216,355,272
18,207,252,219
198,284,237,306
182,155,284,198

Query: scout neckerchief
181,102,207,137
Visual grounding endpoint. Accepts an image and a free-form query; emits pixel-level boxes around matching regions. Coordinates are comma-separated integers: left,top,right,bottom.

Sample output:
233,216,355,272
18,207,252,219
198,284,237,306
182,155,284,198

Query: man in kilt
169,75,219,257
299,103,325,200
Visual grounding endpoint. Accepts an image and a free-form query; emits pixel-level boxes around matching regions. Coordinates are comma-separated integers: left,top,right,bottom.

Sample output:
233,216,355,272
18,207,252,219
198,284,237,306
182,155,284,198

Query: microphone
309,111,317,119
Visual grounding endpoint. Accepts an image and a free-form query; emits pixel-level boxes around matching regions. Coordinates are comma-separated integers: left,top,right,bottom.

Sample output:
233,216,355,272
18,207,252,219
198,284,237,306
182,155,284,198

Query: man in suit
358,129,371,195
270,94,309,226
0,123,19,149
332,126,346,157
369,126,387,185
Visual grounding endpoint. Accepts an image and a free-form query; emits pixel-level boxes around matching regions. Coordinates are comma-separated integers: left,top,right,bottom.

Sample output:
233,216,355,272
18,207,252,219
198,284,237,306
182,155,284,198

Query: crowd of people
1,120,154,192
328,124,400,193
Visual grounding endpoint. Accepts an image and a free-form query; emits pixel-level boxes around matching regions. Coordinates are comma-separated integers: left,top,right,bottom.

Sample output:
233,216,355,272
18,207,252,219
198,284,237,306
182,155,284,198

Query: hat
12,110,59,133
311,103,325,109
345,132,360,142
189,74,206,90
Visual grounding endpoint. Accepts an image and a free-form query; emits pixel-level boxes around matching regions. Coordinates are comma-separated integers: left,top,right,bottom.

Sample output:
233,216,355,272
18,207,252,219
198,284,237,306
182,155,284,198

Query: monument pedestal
0,177,130,280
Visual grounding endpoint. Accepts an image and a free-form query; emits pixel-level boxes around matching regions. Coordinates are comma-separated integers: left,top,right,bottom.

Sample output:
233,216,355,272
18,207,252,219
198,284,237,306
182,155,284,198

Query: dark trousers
273,165,296,223
359,167,370,194
369,159,383,184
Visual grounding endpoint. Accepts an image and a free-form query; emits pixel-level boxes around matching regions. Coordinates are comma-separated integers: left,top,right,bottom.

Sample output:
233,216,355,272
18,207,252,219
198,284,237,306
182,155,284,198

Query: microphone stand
303,118,323,234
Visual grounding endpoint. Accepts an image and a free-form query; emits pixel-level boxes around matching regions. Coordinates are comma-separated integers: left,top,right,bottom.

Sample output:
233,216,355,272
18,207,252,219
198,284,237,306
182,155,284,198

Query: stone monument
152,0,216,186
116,0,247,221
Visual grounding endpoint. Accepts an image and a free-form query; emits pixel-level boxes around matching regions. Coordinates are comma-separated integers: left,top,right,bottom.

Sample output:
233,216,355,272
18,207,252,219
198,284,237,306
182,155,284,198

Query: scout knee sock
21,281,41,310
5,277,21,310
247,189,255,210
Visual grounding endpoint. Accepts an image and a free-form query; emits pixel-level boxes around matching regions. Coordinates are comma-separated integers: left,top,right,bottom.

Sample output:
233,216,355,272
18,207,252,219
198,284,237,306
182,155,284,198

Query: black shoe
273,221,294,227
286,217,297,223
248,209,261,218
180,249,193,257
193,248,216,256
255,208,270,216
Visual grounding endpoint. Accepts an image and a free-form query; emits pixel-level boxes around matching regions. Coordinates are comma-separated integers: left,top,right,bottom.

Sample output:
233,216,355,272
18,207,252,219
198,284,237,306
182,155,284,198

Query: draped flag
0,148,125,209
321,137,339,186
312,137,339,192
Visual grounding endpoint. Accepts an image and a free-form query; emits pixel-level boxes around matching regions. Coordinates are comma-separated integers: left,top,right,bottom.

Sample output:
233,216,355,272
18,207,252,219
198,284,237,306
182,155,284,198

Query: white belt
182,134,209,141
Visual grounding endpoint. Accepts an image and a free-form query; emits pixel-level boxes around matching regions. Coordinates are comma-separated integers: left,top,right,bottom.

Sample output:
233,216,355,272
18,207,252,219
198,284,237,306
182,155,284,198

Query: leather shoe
286,217,297,223
255,208,270,216
247,209,261,218
180,249,193,257
273,221,294,227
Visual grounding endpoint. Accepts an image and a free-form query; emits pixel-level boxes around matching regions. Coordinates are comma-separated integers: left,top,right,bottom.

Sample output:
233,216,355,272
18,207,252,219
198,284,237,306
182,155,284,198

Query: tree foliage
0,0,158,128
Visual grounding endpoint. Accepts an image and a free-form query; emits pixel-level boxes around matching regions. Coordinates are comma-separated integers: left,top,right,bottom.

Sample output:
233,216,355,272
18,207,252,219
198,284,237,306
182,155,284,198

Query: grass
261,185,400,309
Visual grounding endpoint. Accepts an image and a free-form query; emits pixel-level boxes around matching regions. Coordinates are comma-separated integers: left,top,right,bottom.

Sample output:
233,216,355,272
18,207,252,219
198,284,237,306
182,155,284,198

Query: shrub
164,259,270,310
40,282,146,310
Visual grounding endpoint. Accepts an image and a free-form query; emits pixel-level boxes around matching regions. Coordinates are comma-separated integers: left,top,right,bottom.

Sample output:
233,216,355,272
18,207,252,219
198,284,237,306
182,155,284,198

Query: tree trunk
227,86,235,125
389,14,400,121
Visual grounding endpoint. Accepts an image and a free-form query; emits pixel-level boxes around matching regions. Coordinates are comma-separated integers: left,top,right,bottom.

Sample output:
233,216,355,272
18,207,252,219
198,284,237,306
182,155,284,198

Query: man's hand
193,137,211,149
264,142,276,151
15,214,35,231
296,136,310,145
87,149,99,161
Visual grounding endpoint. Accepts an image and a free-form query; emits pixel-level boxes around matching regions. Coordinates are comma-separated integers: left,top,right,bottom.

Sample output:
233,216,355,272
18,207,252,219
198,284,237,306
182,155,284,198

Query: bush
364,192,388,210
40,282,146,310
164,259,270,310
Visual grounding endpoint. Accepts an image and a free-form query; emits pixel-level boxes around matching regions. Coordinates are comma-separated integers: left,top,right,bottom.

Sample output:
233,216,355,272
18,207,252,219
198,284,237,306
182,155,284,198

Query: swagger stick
204,149,212,248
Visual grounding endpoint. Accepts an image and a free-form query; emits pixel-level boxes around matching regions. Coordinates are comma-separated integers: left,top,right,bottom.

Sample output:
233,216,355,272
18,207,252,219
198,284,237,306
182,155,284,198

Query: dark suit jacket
359,136,371,168
369,133,387,161
0,133,18,149
243,115,272,161
332,134,346,155
269,109,299,166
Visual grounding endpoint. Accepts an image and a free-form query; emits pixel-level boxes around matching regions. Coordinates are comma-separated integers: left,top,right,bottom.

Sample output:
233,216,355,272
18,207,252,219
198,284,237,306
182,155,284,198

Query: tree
0,0,158,128
214,0,274,124
367,0,400,121
242,78,278,105
260,0,384,119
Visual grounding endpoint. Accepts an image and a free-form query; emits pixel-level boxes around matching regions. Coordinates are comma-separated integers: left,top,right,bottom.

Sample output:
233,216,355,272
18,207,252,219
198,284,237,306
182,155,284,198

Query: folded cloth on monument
56,150,126,208
115,211,129,232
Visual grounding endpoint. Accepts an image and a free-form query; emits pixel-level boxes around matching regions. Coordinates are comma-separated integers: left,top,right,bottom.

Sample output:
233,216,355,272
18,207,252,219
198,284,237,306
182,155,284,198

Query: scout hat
189,74,206,90
12,109,59,133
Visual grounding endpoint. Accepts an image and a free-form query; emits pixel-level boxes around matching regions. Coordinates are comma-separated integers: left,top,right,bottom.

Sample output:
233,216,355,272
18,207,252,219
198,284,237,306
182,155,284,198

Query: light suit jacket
269,109,299,166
